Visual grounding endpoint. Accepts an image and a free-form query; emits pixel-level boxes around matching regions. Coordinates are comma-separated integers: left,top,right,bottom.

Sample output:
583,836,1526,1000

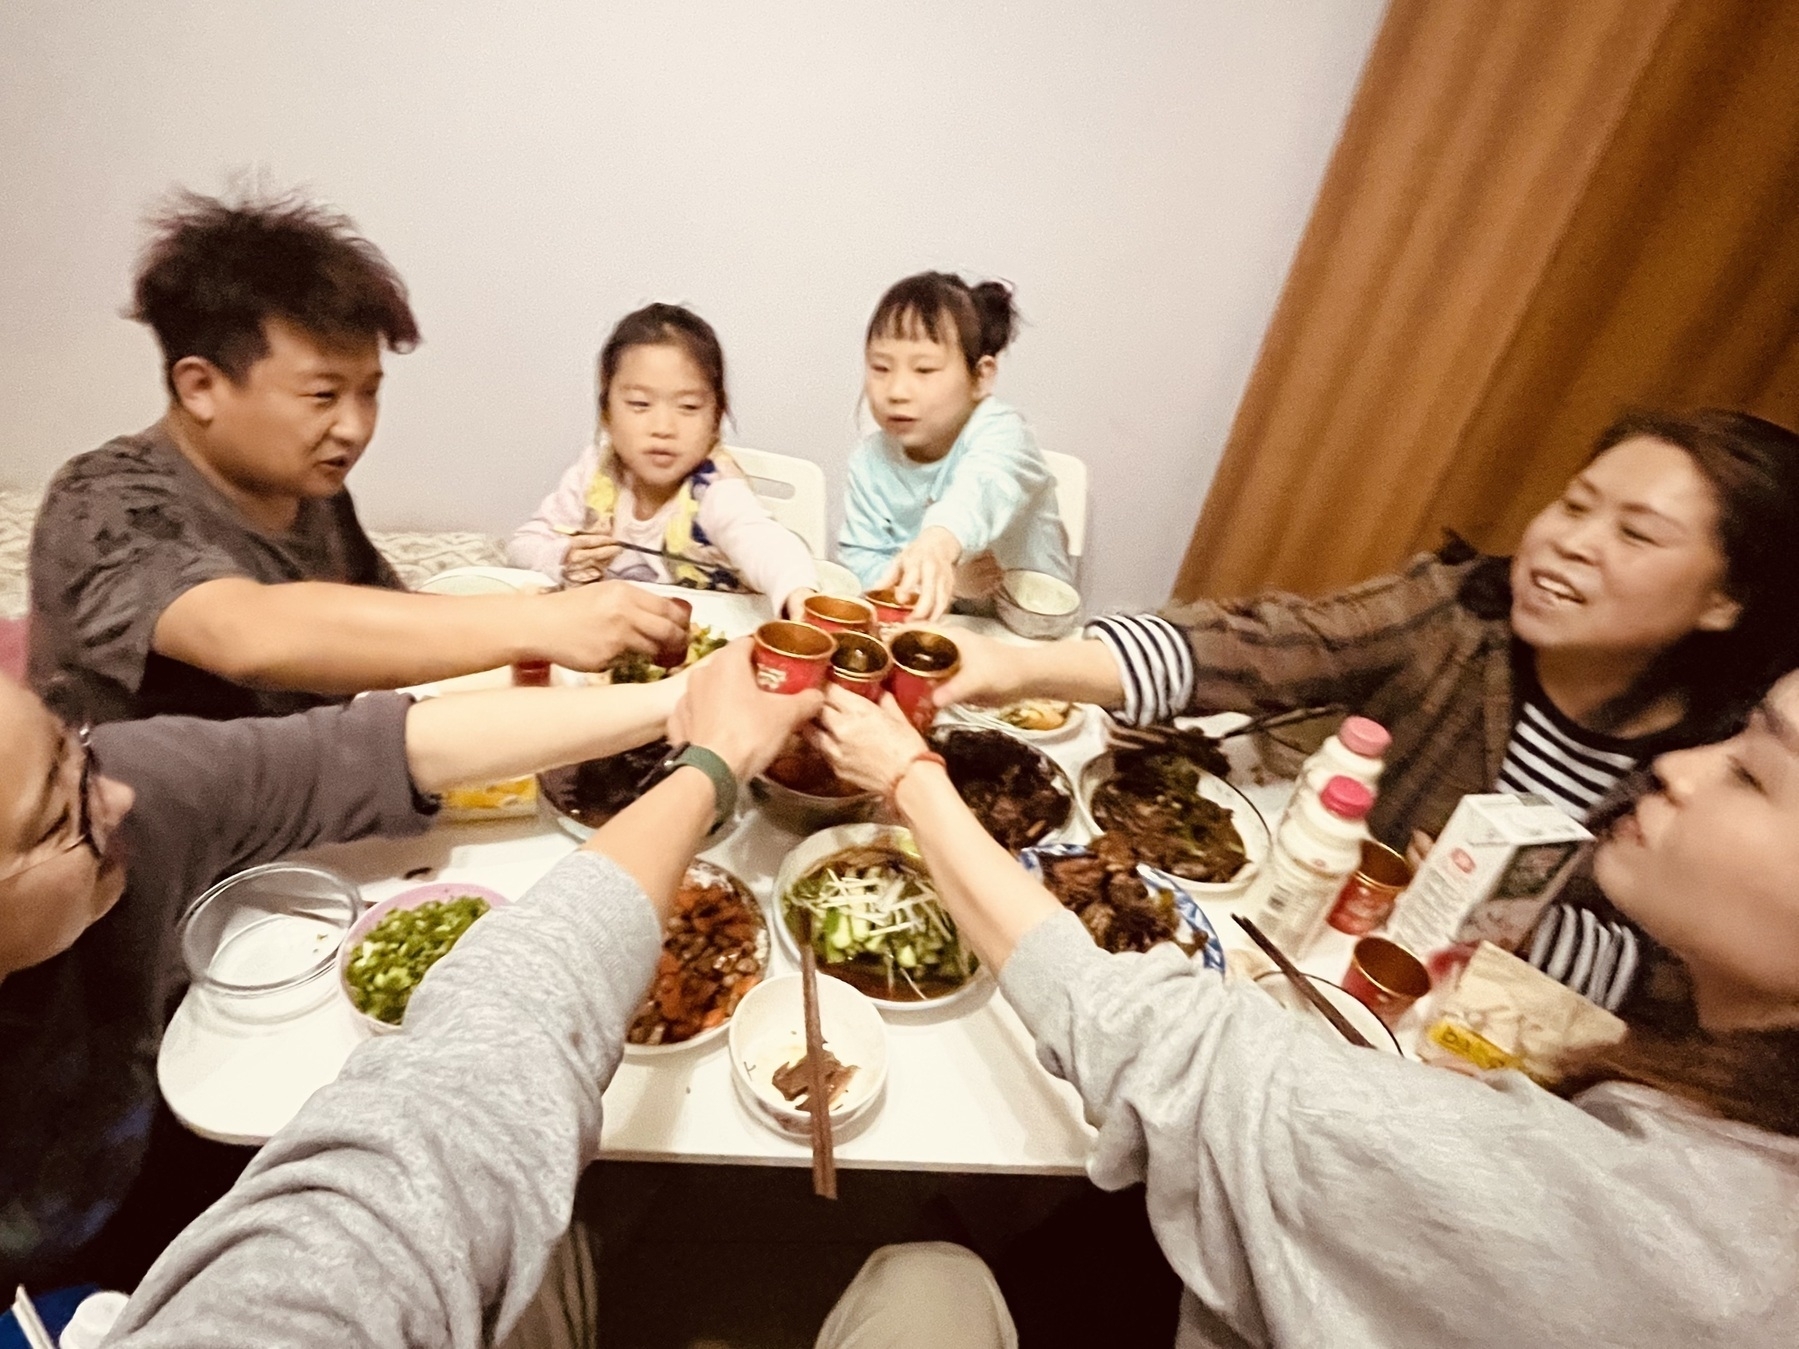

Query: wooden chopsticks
797,912,839,1199
1233,915,1374,1049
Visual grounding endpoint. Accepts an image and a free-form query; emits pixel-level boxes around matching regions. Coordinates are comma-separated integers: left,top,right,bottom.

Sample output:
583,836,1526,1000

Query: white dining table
157,593,1313,1174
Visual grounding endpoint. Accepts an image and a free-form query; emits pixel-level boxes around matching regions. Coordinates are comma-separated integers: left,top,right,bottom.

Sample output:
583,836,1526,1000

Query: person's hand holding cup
809,685,933,799
669,639,826,783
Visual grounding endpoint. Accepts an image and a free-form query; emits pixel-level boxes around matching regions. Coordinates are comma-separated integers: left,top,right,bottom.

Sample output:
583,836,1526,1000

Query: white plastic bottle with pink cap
1297,714,1391,797
1252,775,1377,955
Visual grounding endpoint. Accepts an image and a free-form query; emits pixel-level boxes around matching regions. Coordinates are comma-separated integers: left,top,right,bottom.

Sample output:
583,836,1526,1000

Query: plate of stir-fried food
1077,747,1270,898
626,861,768,1054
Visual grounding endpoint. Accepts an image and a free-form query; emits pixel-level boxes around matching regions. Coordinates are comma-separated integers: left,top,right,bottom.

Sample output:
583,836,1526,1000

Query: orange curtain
1173,0,1799,602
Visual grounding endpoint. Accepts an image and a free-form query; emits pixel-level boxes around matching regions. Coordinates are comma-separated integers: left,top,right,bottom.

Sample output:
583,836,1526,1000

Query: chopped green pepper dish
345,896,491,1025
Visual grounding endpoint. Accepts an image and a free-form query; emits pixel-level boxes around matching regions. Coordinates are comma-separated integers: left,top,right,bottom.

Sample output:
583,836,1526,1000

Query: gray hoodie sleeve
104,850,662,1349
999,910,1798,1349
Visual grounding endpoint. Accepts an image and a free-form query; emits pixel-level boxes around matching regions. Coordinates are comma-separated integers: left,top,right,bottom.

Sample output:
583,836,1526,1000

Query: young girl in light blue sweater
838,272,1071,621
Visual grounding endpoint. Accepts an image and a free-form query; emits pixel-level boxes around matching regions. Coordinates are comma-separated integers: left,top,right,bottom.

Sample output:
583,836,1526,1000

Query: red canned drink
1326,839,1414,935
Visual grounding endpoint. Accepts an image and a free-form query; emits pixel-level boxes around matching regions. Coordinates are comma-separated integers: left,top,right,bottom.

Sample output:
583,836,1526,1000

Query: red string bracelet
888,750,947,807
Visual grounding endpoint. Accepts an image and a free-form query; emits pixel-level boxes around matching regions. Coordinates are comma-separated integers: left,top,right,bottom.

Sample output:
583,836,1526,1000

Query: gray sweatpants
501,1233,1016,1349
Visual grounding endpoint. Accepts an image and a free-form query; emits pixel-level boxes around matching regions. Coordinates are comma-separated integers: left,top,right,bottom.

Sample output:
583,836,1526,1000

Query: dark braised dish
539,740,669,828
1089,749,1247,883
1039,831,1203,955
931,727,1071,853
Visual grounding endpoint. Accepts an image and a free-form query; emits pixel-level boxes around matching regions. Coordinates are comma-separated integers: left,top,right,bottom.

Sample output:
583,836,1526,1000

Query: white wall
0,0,1384,611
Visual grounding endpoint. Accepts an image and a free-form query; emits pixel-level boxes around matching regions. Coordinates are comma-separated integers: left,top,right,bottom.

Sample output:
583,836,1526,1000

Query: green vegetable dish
608,624,728,683
345,896,491,1025
783,844,977,1001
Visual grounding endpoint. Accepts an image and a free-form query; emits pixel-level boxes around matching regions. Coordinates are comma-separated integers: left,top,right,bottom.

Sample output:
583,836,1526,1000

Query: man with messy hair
28,187,685,724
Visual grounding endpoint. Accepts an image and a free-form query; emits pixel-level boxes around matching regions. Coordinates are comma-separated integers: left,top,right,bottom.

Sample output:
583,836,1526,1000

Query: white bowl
624,861,768,1059
815,559,864,598
1076,752,1271,901
728,973,889,1138
1253,970,1401,1054
771,823,988,1016
995,569,1082,640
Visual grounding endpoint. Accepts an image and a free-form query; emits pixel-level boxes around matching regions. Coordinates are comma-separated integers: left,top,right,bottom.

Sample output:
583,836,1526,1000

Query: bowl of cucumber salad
772,823,985,1014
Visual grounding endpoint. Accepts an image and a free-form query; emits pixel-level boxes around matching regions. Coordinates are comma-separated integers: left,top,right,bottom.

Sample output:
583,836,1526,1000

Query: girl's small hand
877,526,962,622
562,527,622,585
809,686,930,796
783,588,818,622
954,549,1004,602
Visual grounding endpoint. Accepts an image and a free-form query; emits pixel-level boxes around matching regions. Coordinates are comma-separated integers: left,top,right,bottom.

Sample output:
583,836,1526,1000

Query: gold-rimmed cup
887,630,961,731
751,621,835,694
1325,840,1413,935
829,631,893,701
802,594,877,636
1341,936,1432,1026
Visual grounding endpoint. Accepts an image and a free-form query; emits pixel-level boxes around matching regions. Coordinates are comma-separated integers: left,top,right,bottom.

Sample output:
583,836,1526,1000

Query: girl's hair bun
967,280,1019,359
866,271,1021,371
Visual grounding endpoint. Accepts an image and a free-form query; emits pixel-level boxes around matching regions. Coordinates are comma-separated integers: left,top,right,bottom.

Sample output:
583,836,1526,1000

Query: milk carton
1385,794,1589,967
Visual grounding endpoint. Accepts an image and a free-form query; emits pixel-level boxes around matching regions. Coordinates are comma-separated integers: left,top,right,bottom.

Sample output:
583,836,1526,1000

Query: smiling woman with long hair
809,667,1799,1347
937,407,1799,851
929,409,1799,1013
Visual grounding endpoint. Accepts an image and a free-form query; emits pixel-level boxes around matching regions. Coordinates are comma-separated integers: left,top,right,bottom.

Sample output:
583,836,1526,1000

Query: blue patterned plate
1020,843,1225,972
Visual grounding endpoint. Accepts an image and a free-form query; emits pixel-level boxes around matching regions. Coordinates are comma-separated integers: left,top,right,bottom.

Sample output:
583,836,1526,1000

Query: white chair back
1042,449,1088,559
725,445,829,558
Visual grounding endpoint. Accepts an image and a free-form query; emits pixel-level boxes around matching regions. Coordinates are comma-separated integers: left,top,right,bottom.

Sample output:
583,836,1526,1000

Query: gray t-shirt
0,694,433,1286
27,423,403,725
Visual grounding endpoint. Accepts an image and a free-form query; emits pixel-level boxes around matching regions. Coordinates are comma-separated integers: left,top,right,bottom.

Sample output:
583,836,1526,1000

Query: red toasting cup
653,597,695,669
862,588,913,637
751,621,835,694
1326,839,1414,935
802,594,877,636
1341,936,1432,1026
887,630,961,731
829,631,893,701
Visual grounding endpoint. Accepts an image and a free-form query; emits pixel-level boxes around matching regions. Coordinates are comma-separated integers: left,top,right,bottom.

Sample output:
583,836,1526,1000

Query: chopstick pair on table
797,912,839,1200
1233,915,1374,1050
1106,703,1346,757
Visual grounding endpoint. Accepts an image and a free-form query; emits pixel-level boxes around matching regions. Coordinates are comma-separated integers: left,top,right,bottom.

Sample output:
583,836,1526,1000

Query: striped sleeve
1527,904,1642,1012
1085,614,1195,726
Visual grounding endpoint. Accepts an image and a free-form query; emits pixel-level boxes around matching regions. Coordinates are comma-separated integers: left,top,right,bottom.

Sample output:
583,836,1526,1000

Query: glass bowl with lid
180,862,365,1019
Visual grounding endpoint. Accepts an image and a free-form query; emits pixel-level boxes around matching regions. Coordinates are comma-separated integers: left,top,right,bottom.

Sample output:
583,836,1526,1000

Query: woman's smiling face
1510,436,1740,662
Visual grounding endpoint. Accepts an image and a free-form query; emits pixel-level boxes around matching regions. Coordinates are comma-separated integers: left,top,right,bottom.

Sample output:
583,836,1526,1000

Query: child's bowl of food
338,882,510,1033
728,973,889,1139
995,570,1082,641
